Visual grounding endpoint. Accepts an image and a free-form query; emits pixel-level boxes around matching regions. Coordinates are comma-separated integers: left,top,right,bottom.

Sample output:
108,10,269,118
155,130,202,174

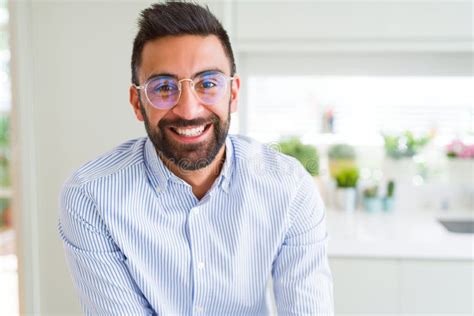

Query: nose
171,79,204,120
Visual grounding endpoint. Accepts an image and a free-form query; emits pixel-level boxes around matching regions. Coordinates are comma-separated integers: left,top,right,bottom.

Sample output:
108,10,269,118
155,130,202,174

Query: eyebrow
145,68,226,82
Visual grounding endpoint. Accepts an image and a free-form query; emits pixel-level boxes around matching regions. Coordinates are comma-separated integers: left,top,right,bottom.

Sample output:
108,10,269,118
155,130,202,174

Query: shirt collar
143,137,172,193
143,136,234,194
218,136,234,193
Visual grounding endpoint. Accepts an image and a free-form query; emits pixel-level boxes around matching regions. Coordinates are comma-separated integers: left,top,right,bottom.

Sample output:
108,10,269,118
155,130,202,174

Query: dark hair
131,1,236,85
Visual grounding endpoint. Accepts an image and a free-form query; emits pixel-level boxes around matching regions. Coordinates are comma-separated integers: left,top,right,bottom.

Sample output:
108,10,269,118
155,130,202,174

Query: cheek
209,108,229,124
212,98,232,121
143,106,169,125
144,115,163,130
215,108,229,121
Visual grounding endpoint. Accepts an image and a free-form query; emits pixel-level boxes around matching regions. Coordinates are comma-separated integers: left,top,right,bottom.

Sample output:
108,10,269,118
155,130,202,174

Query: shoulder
228,135,324,225
229,134,308,188
63,137,147,190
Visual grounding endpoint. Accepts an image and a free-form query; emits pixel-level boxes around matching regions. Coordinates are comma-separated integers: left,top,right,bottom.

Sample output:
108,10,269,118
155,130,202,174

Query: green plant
334,166,359,188
383,131,431,159
363,185,378,198
328,144,356,160
277,136,319,176
0,197,9,228
0,115,10,187
386,180,395,198
0,115,9,147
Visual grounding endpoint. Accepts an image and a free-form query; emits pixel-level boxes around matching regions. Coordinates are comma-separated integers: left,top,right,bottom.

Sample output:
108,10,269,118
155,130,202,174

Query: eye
148,79,179,95
198,79,218,89
154,84,178,93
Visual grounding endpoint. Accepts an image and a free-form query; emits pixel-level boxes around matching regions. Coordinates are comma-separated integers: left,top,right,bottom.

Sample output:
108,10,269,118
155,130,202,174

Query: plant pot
329,159,356,178
363,197,382,213
382,157,417,184
447,159,474,185
383,197,395,212
335,187,357,213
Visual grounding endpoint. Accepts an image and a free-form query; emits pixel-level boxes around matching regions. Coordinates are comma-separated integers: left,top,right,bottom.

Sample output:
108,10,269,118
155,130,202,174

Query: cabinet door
329,258,400,314
234,1,471,42
400,260,474,314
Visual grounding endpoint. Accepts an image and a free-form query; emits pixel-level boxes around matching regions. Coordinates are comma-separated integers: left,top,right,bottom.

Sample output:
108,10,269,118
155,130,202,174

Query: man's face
130,35,240,170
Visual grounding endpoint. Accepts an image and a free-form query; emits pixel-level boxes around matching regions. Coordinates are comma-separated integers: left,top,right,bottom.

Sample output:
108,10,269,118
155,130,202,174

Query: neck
160,145,226,200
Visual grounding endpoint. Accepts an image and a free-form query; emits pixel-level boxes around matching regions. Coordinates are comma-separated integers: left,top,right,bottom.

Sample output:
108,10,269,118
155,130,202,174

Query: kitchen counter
326,208,474,260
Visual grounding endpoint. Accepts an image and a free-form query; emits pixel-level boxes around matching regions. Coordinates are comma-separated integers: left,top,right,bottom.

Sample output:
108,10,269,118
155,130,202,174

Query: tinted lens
193,72,227,104
146,76,180,109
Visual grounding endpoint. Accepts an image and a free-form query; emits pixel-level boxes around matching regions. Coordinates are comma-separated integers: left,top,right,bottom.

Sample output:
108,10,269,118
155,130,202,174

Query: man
58,1,333,315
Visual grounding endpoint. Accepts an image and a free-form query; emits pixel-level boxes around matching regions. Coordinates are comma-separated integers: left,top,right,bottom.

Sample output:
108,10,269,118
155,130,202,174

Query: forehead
139,35,231,82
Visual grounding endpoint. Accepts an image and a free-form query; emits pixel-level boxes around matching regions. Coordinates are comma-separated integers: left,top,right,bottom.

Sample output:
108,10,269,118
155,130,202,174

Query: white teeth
174,125,206,137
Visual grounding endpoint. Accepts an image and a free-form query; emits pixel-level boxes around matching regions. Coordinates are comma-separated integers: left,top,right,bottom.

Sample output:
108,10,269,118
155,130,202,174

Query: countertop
326,208,474,260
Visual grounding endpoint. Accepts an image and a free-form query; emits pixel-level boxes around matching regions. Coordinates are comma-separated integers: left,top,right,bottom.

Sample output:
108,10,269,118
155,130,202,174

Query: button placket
197,261,205,270
188,204,208,314
195,306,204,313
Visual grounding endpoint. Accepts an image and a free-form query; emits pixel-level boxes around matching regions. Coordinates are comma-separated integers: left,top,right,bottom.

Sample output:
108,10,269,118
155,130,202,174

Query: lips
171,124,207,137
168,123,212,143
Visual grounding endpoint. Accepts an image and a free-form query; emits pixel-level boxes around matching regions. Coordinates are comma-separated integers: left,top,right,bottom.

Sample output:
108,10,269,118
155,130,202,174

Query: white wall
10,0,227,315
9,0,472,315
10,1,224,314
11,1,148,314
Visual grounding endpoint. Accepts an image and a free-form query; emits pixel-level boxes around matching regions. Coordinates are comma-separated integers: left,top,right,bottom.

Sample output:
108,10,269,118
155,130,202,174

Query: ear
229,75,240,114
129,85,144,122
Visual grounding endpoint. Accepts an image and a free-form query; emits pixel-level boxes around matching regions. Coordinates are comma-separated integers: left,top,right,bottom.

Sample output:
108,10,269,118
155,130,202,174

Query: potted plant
382,130,432,183
277,136,319,177
382,131,431,159
383,180,396,212
362,185,382,213
446,139,474,159
334,166,359,212
445,139,474,184
327,143,356,178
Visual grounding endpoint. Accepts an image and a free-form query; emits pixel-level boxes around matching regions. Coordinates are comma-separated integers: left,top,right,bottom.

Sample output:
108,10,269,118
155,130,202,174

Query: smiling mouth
169,123,212,138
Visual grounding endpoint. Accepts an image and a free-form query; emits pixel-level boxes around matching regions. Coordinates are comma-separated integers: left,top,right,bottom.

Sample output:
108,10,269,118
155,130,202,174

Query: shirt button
197,261,205,270
195,306,204,313
192,208,200,215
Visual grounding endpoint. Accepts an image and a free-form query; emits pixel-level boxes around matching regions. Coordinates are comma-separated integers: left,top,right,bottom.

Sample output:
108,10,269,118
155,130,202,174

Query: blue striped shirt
58,134,334,315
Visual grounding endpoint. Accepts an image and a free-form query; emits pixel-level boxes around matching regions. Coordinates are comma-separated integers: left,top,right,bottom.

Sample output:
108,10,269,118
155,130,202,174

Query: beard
140,99,231,171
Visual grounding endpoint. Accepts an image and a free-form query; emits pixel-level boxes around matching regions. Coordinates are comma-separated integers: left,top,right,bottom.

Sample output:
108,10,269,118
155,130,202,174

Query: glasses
133,71,235,110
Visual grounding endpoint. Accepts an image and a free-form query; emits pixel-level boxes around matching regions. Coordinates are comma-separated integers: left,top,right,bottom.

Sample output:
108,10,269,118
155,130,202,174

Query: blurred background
0,0,472,315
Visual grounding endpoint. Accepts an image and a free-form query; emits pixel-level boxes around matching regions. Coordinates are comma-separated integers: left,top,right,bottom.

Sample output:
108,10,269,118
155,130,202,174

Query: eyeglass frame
132,70,237,110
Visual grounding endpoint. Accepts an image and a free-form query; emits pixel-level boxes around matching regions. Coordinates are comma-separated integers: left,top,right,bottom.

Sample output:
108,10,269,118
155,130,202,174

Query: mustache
158,115,219,129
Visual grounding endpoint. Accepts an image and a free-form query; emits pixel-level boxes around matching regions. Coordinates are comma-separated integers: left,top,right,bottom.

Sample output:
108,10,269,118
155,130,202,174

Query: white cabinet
330,258,400,313
329,258,474,314
399,260,474,314
230,1,472,52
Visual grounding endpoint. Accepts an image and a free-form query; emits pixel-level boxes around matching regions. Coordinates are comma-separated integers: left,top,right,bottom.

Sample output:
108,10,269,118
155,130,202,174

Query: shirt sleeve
58,182,156,316
272,171,334,315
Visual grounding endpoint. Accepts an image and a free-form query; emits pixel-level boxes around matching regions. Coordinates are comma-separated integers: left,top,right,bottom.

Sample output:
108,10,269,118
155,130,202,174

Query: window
246,76,474,146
